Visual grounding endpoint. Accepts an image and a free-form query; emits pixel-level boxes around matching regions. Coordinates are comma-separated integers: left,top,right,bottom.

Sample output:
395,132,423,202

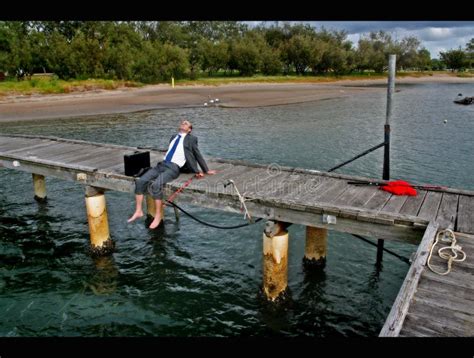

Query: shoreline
0,75,473,122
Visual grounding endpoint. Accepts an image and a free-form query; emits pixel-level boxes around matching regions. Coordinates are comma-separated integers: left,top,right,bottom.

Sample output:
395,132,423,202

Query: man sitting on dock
128,119,216,229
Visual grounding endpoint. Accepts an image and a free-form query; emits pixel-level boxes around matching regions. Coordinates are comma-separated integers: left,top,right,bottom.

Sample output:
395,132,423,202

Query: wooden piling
85,186,114,255
146,194,165,220
303,226,327,266
146,194,156,217
263,225,289,301
32,173,47,202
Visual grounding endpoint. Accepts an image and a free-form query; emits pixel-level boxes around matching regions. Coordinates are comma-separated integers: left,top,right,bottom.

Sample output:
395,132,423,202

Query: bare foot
127,211,144,223
148,217,162,229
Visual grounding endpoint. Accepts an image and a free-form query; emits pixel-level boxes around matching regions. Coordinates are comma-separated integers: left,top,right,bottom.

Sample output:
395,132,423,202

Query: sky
251,21,474,59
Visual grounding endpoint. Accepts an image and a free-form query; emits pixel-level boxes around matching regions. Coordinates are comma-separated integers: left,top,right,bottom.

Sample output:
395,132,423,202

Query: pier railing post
378,54,397,266
303,226,327,267
32,173,47,202
85,186,114,256
263,220,290,301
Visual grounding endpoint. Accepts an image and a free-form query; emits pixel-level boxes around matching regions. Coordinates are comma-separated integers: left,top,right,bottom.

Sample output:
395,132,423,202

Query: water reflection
257,287,295,335
84,256,119,296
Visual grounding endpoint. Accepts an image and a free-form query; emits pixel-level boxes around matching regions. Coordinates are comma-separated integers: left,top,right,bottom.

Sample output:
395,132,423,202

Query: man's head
179,120,192,134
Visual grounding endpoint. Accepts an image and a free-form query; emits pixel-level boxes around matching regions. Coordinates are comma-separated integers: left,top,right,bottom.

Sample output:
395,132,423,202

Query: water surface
1,82,473,336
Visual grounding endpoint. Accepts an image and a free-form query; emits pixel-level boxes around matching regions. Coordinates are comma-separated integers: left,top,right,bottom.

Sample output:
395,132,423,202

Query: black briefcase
124,151,151,177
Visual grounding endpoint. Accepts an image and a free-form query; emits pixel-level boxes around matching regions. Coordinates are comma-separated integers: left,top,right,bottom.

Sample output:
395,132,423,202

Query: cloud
248,21,474,58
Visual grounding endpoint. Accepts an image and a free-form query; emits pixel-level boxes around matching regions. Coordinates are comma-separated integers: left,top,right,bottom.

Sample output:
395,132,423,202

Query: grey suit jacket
168,133,209,174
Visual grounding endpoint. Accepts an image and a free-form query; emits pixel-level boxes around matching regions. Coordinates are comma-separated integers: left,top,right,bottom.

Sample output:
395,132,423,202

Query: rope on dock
164,173,263,229
427,229,466,275
165,201,263,229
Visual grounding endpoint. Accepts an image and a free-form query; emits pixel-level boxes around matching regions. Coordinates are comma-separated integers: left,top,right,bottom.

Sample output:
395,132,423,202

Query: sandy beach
0,74,473,122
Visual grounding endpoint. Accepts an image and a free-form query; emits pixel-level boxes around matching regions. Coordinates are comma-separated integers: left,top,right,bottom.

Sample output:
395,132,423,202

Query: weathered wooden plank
0,136,38,146
63,148,117,166
457,195,474,234
80,150,127,165
312,179,349,204
300,176,334,198
330,184,364,206
422,268,474,291
346,185,380,208
275,174,326,203
418,273,474,302
18,142,76,157
454,233,474,250
208,161,234,171
401,313,466,337
0,153,99,173
362,189,392,211
381,194,409,214
0,134,138,151
435,193,459,229
83,155,125,170
197,167,264,196
262,171,309,200
454,231,474,241
356,210,396,225
0,138,41,152
379,221,439,337
188,165,250,190
101,162,126,175
0,136,29,145
2,140,53,155
46,145,103,161
237,168,298,198
417,191,443,222
399,190,427,217
398,324,438,337
224,167,265,188
415,286,474,316
409,297,474,326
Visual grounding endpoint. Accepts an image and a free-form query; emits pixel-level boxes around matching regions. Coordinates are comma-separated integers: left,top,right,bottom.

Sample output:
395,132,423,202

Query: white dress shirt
165,132,187,167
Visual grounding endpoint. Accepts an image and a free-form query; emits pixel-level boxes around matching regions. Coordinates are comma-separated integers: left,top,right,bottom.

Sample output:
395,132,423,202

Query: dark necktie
165,134,181,163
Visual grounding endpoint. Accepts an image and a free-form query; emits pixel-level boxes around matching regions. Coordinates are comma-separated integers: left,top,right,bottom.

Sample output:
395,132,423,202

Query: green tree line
0,21,472,82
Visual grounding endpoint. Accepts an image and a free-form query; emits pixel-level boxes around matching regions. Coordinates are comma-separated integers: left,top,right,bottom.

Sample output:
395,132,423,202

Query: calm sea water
0,82,473,337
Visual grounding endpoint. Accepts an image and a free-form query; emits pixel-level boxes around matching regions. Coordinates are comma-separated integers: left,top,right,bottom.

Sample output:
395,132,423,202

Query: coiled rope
427,228,466,275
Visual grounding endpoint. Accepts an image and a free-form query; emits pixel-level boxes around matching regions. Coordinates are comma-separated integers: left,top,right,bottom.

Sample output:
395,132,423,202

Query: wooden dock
1,133,473,335
380,222,474,337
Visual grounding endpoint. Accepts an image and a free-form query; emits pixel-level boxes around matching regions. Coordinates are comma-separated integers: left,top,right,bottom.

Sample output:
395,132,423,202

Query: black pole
352,234,410,264
377,55,396,266
383,124,390,181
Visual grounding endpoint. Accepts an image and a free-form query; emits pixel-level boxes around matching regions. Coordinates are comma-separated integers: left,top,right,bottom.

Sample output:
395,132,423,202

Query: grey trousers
134,161,180,200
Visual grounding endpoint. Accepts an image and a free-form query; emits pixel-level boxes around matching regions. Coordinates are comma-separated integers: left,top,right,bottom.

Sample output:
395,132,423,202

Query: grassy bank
175,71,440,86
0,77,143,97
0,71,471,96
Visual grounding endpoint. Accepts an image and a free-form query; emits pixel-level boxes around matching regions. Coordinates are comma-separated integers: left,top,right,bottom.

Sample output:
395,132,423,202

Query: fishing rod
347,180,447,191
